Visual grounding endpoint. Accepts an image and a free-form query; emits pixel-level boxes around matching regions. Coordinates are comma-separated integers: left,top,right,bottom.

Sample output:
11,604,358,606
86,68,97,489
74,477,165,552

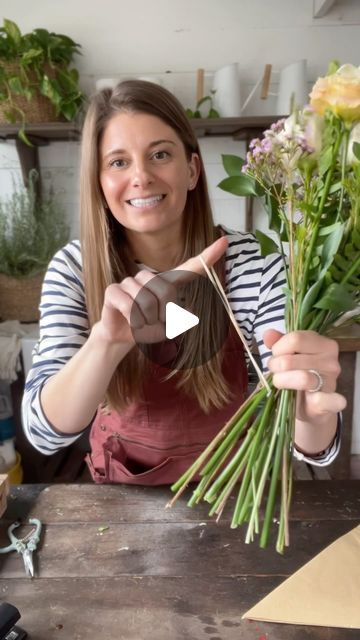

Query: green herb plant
186,91,220,119
0,169,70,278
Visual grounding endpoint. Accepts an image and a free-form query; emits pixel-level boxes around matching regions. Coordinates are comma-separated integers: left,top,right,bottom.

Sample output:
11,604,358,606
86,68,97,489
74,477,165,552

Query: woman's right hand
95,235,228,346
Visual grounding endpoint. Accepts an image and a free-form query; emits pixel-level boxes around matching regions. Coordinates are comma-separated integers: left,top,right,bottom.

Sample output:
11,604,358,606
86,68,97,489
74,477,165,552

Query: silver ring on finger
308,369,324,393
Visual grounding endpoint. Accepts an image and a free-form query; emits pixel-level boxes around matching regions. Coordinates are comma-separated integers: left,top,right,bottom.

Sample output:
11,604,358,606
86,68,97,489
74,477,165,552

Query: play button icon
165,302,199,339
131,269,229,370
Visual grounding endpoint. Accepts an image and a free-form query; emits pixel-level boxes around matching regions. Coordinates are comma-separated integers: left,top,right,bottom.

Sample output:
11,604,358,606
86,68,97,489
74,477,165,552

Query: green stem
200,386,268,477
244,390,286,544
204,420,258,504
339,251,360,287
208,443,254,517
259,389,291,548
296,124,344,325
169,386,265,496
191,424,254,507
235,431,271,527
230,392,275,527
336,127,350,222
276,392,294,553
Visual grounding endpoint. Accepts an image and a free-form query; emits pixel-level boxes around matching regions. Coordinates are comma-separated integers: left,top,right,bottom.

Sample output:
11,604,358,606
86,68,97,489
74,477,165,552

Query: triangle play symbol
165,302,199,340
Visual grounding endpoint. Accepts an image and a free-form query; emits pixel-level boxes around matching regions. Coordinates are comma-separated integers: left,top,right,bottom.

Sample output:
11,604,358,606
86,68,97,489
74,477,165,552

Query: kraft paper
243,524,360,629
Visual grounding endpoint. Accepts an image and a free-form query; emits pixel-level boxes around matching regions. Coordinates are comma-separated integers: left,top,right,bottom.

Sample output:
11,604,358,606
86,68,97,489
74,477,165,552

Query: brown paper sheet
243,524,360,629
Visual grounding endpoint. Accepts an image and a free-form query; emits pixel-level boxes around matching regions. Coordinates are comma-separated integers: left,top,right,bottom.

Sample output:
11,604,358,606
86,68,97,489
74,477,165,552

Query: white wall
1,0,359,450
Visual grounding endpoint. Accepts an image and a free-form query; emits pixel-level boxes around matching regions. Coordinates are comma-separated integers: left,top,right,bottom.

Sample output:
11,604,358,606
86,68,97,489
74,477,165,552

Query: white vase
95,78,119,91
212,63,242,117
137,76,163,86
276,59,308,115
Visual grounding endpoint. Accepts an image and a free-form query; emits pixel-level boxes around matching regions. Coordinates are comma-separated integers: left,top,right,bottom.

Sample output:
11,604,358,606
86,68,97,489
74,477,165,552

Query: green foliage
353,141,360,162
0,170,70,277
186,92,220,119
221,154,245,176
218,154,265,197
0,18,85,143
255,230,279,257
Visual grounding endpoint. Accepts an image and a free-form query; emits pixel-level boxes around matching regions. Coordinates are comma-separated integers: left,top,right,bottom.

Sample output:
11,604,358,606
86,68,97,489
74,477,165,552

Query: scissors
0,518,42,578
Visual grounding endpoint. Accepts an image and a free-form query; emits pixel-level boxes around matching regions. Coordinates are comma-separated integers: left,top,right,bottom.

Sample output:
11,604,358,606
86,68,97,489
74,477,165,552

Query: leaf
318,147,333,176
60,101,77,120
40,75,61,106
18,128,33,147
352,226,360,251
299,278,325,325
319,222,344,276
196,95,211,108
255,230,279,257
21,48,43,65
328,181,342,194
3,109,17,123
8,75,24,94
217,175,261,197
265,192,282,235
221,154,245,176
318,221,344,236
208,108,220,118
3,18,22,47
314,283,357,314
353,141,360,162
333,253,352,273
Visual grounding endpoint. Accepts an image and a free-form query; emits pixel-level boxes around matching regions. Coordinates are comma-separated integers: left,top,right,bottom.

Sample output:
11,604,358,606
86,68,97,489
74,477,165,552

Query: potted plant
0,170,70,322
0,18,85,144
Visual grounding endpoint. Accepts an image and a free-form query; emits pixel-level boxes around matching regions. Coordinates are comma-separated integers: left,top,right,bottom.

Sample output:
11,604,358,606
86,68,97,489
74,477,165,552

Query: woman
22,80,345,484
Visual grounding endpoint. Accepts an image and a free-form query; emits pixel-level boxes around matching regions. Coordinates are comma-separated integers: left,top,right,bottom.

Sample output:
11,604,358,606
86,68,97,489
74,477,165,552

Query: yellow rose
309,64,360,123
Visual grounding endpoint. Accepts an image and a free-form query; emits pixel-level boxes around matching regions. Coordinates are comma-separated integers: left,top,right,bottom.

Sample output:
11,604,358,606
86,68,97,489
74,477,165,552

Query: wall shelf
190,115,280,139
0,116,280,143
0,116,281,228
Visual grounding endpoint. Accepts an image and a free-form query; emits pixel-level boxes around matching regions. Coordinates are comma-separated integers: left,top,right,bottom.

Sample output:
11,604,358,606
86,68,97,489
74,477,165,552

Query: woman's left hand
264,329,347,424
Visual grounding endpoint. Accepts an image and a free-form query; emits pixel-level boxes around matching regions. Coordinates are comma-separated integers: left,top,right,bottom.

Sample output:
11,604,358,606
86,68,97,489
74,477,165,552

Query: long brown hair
80,79,231,412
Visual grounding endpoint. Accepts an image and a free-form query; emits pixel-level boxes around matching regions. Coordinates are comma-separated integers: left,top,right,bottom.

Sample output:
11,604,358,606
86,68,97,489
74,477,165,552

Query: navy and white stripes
21,227,340,465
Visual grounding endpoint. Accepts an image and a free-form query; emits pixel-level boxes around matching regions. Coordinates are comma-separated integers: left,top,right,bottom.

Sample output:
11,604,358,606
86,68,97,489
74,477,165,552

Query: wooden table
0,481,359,639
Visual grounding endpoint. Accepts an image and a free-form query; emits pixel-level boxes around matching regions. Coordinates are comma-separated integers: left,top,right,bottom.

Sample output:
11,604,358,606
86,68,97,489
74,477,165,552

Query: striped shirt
22,227,340,465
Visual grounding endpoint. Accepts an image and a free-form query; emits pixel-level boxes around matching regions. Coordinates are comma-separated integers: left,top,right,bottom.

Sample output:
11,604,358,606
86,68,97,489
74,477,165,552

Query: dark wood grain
0,482,358,639
0,576,358,640
0,518,357,579
4,481,360,524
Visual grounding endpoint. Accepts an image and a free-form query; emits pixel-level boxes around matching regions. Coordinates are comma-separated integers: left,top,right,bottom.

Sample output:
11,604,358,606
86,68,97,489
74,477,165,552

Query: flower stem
169,384,268,500
259,389,292,549
297,124,343,324
230,391,275,527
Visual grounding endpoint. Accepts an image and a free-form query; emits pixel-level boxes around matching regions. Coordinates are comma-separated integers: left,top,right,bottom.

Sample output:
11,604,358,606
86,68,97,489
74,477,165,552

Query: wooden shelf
0,116,281,143
0,122,82,200
0,121,81,144
329,324,360,352
0,116,281,228
190,115,281,139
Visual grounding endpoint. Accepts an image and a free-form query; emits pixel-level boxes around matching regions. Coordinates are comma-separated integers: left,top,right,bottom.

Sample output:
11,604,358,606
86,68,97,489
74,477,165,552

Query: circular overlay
130,269,230,370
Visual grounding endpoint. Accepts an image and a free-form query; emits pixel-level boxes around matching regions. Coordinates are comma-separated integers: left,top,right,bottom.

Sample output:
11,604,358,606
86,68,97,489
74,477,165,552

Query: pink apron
86,326,248,485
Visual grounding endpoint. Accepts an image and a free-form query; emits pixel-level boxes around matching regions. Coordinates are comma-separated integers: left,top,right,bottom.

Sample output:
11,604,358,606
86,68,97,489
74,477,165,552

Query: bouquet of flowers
169,62,360,553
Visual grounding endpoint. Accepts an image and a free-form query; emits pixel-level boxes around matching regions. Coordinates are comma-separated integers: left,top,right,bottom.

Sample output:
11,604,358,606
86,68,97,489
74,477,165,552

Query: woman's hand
264,329,347,425
96,235,229,346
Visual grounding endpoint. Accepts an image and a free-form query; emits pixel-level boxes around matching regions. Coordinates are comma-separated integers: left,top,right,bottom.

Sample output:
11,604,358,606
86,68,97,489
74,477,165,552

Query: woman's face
99,111,200,238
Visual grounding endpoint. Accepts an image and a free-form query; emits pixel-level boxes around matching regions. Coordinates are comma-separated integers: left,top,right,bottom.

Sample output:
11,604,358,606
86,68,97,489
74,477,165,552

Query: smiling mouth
127,195,165,208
